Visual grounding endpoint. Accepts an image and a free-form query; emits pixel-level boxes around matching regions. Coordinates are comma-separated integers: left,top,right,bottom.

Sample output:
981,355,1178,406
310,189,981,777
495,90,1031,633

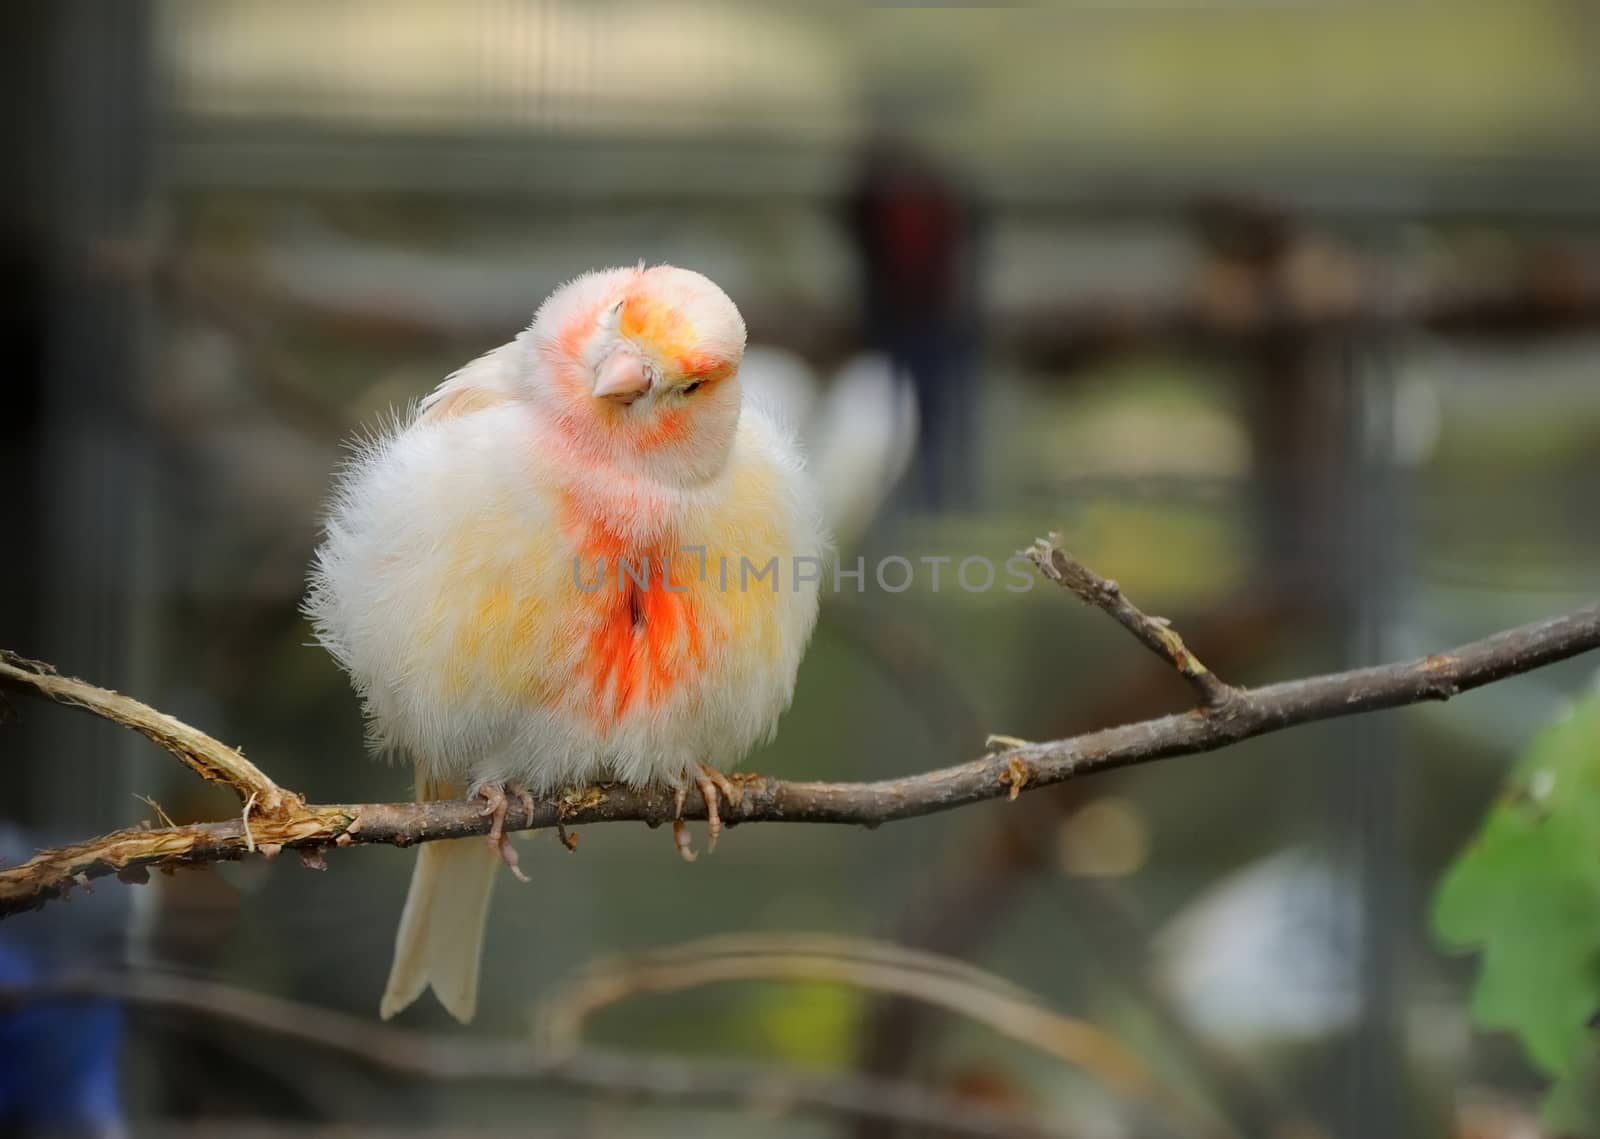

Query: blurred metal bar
1334,333,1412,1139
0,0,155,830
161,115,1600,222
162,118,848,201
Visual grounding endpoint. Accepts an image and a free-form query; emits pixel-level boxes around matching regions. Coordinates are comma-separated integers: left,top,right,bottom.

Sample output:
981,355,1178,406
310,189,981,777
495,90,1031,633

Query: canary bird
306,265,824,1023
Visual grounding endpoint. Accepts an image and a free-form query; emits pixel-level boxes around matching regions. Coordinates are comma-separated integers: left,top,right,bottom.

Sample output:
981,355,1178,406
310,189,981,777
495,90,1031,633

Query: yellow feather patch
694,459,788,667
433,532,561,704
620,293,697,376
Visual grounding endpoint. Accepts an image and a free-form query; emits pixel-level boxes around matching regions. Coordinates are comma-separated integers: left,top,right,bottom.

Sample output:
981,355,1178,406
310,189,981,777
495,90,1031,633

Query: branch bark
2,545,1597,919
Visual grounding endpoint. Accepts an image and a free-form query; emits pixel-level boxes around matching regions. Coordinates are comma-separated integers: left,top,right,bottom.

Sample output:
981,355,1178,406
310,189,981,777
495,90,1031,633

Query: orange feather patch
566,502,711,728
619,293,693,368
677,352,736,383
619,292,733,380
633,407,691,448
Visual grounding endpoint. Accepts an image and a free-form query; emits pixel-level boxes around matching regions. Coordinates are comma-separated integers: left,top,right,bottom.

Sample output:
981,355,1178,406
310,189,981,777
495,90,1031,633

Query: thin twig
1024,534,1237,707
0,972,1059,1139
2,581,1598,920
0,651,294,814
543,934,1147,1091
539,932,1192,1135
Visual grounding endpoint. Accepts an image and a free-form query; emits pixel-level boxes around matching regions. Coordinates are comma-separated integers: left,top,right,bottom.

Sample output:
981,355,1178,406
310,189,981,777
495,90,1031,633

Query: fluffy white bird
306,266,825,1023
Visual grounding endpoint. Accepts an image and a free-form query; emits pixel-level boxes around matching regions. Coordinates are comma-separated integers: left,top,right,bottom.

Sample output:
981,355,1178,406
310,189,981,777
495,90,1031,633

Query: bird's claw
476,783,531,883
669,765,740,860
695,764,740,854
671,782,697,862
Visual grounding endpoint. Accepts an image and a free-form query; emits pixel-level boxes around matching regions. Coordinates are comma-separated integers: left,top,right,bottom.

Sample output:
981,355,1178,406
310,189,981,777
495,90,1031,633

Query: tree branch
0,972,1058,1139
2,548,1597,920
540,933,1158,1103
855,582,1314,1139
0,650,295,815
1024,534,1238,707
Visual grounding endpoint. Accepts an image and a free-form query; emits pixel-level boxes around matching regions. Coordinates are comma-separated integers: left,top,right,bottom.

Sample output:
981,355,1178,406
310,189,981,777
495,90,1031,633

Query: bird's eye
682,381,704,396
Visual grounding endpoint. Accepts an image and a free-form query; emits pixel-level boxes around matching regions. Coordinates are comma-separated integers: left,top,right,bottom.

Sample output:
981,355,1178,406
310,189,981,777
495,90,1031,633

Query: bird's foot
476,782,532,883
670,783,696,863
696,764,741,855
669,764,743,862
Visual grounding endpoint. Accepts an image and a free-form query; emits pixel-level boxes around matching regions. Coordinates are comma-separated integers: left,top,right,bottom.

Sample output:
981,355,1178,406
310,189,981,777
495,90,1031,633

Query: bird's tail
380,776,499,1023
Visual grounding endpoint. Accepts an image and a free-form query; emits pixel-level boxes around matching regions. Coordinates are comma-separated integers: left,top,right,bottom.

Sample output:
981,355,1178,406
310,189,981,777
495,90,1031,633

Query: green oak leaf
1433,689,1600,1129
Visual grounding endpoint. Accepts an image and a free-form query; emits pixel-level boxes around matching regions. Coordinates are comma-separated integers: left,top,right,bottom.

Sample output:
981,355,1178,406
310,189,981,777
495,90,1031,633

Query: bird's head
528,264,747,485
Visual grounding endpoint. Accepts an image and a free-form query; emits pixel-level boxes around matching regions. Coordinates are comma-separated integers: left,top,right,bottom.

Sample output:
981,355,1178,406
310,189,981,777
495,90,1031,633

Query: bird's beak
593,349,651,404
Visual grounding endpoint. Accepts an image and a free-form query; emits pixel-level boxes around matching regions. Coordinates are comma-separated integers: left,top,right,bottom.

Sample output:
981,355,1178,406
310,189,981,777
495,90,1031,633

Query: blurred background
3,2,1600,1137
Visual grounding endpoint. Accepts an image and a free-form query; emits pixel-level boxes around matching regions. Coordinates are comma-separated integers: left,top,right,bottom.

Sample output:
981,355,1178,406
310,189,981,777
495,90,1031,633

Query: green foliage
743,981,862,1068
1433,690,1600,1132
